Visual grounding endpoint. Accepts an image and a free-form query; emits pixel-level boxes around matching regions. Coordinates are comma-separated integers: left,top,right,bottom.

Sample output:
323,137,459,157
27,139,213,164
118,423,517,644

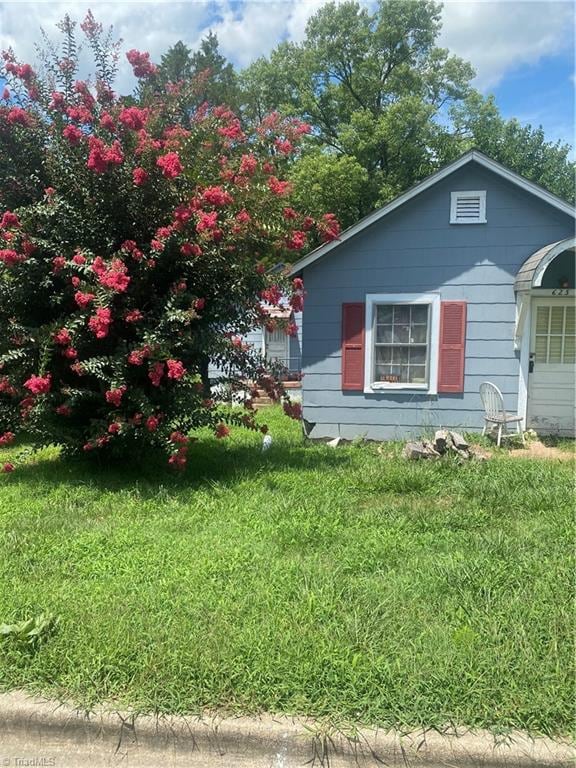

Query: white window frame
450,190,487,224
364,293,441,394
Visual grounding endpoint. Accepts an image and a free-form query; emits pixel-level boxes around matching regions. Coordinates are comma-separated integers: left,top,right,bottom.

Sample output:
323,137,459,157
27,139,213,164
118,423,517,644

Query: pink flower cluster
63,125,83,145
128,345,151,365
286,231,307,251
105,386,126,407
166,359,186,380
24,374,51,395
126,49,158,79
317,213,341,243
268,176,292,197
87,136,124,173
1,211,20,229
0,431,15,446
93,257,130,293
0,249,25,267
75,291,95,309
156,152,183,179
7,107,33,127
88,307,112,338
133,167,149,186
118,106,149,131
149,361,164,387
201,186,233,207
53,328,72,345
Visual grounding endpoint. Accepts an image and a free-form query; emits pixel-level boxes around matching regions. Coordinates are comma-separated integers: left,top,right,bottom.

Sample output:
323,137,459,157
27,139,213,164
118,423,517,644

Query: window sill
365,383,433,394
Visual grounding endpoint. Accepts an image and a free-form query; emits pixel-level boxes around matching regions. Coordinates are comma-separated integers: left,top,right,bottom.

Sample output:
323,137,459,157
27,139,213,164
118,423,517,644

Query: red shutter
342,303,365,391
438,301,467,393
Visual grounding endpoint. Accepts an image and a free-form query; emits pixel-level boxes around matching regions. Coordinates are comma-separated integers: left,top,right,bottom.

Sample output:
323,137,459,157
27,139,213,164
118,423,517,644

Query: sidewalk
0,689,573,767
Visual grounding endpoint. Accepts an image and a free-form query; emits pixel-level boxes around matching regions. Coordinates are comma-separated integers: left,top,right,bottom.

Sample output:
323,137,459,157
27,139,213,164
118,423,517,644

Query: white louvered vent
450,191,486,224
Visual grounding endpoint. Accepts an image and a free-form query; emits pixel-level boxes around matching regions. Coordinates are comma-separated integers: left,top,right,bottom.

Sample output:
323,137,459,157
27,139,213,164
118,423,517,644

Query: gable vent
450,191,486,224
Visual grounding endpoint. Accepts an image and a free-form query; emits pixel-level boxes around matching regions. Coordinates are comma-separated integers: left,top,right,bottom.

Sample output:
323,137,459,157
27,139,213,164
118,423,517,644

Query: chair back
479,381,506,420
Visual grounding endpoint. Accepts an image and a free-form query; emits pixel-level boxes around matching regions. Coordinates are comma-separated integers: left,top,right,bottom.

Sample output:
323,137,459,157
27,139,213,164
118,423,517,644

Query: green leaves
0,613,59,650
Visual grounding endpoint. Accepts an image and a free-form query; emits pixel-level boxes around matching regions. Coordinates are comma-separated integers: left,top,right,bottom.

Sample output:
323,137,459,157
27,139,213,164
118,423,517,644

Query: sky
0,0,574,151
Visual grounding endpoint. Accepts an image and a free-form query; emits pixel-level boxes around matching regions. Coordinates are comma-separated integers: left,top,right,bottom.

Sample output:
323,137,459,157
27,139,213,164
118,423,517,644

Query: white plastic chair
479,382,525,447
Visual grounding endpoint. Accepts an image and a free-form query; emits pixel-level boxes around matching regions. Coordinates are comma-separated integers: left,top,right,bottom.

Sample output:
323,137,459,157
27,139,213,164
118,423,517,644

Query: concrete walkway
0,689,573,767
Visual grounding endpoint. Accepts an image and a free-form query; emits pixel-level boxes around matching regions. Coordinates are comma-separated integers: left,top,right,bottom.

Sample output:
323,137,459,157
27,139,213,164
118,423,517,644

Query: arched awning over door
515,236,576,292
514,236,575,348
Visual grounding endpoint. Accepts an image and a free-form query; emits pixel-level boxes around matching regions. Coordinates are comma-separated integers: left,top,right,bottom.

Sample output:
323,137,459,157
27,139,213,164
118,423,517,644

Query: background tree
158,40,194,85
241,0,574,223
450,92,575,203
241,0,474,220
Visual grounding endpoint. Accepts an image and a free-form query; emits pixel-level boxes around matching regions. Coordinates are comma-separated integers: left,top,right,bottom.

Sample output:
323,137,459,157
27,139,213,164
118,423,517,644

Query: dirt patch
504,440,574,461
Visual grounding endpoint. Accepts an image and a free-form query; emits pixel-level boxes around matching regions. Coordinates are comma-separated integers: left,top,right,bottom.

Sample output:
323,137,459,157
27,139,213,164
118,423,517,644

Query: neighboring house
208,307,302,380
289,150,575,439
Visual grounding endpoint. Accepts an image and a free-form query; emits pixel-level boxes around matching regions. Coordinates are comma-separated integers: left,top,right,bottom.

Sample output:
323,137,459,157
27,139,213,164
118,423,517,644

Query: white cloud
0,0,573,95
440,0,575,90
0,0,326,91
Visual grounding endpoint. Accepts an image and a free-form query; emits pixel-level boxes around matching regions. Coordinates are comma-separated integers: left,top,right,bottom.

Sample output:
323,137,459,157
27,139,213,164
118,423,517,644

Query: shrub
0,13,339,468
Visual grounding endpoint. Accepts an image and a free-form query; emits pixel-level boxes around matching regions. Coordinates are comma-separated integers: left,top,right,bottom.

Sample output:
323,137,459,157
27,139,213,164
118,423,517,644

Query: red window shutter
342,303,365,391
438,301,467,393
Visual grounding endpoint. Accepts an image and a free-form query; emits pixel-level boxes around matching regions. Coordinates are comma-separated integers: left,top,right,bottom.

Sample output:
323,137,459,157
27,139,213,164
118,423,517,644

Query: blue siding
300,161,574,440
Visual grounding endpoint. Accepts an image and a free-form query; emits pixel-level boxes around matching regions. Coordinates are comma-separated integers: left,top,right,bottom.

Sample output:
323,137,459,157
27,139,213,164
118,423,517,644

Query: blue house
289,150,575,439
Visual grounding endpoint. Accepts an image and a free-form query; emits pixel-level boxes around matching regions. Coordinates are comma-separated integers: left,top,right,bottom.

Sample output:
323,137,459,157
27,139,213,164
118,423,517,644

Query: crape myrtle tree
0,12,340,471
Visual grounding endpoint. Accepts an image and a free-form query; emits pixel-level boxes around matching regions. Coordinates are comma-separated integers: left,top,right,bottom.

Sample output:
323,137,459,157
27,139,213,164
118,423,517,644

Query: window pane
550,307,564,334
409,346,426,364
394,305,410,324
534,335,548,363
411,305,428,323
565,306,575,334
392,346,409,364
408,365,426,383
375,364,392,380
375,346,392,365
549,336,562,363
564,335,575,363
377,305,393,324
376,325,393,343
411,325,427,343
535,307,549,334
393,324,410,343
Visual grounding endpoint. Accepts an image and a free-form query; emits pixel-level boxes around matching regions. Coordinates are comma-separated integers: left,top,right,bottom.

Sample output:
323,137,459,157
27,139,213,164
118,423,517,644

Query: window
450,191,486,224
364,294,440,393
534,304,575,364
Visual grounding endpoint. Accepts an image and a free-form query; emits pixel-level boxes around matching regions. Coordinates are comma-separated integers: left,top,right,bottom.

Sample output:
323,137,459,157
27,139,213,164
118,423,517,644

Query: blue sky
0,0,574,152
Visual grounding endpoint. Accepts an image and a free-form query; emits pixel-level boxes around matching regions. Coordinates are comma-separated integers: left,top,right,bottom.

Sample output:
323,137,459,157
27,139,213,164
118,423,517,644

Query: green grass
0,408,573,736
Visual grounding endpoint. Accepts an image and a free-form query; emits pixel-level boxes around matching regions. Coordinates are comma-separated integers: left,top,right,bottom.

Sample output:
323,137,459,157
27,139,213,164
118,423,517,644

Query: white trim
363,293,440,395
450,190,486,224
289,150,575,276
532,237,576,287
517,299,531,428
514,293,528,351
263,324,289,364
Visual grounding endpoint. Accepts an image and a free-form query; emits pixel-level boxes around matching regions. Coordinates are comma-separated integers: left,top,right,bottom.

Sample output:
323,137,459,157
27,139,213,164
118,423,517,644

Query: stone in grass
448,431,469,451
403,441,441,460
434,430,450,453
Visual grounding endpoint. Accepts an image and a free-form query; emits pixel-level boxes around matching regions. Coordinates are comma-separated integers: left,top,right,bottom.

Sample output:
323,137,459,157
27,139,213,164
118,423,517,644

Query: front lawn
0,408,573,736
